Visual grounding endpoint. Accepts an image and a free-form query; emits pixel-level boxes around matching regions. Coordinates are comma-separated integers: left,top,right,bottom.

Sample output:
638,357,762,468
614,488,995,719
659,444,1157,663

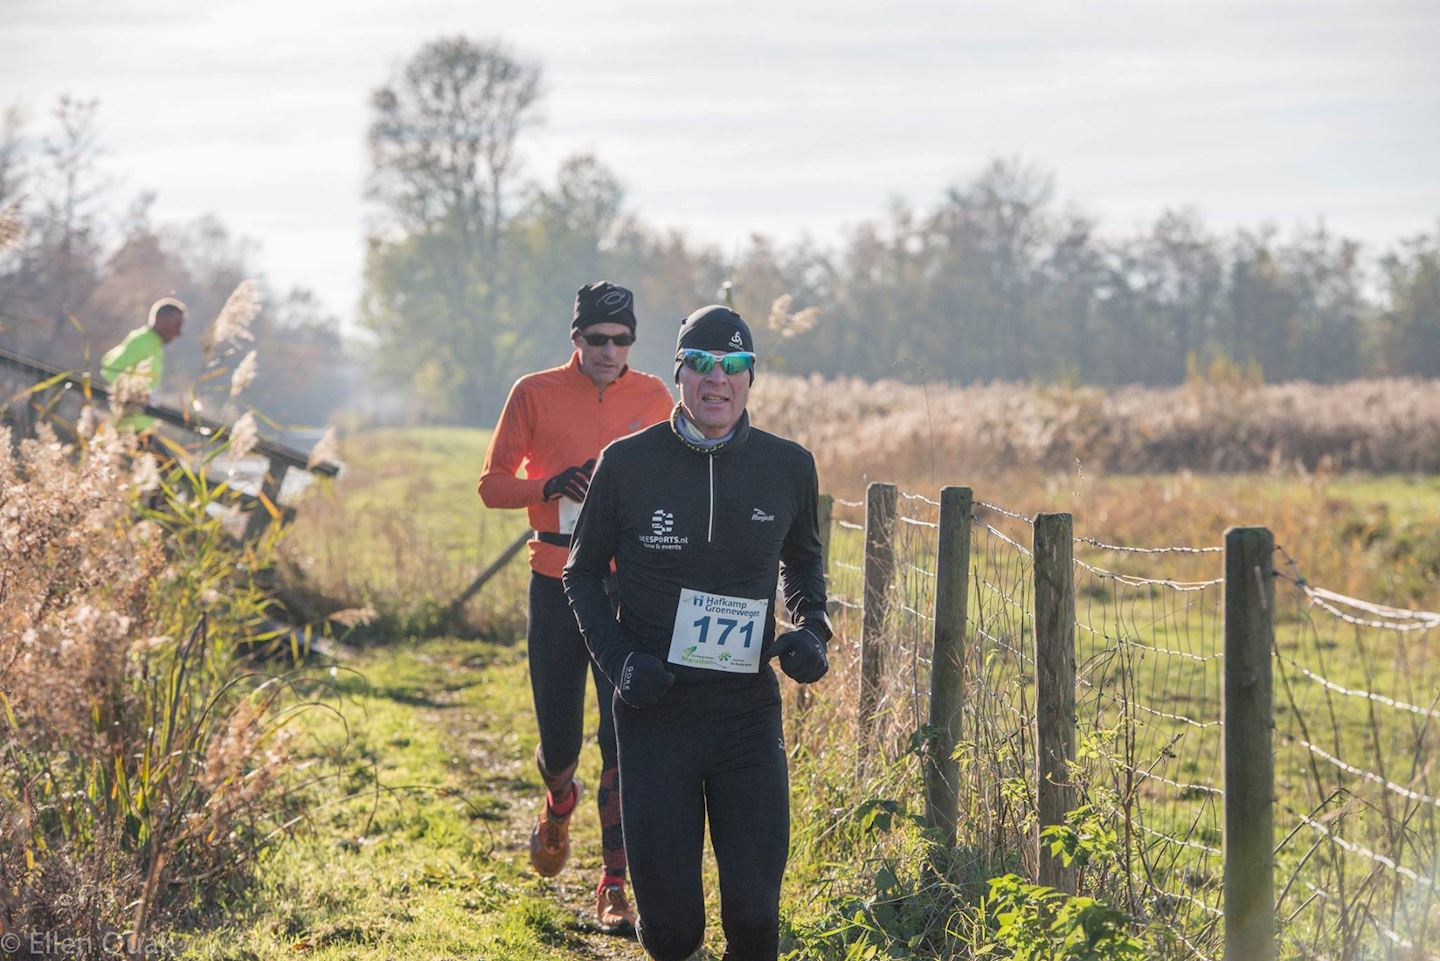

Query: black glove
767,626,829,684
616,651,676,708
543,459,595,502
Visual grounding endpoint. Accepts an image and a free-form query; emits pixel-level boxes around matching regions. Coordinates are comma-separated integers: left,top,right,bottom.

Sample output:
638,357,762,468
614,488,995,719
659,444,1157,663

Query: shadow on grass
304,669,490,709
271,552,528,650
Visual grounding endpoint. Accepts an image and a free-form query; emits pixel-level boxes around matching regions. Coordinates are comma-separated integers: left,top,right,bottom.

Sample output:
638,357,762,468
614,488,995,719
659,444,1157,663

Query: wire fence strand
811,485,1437,960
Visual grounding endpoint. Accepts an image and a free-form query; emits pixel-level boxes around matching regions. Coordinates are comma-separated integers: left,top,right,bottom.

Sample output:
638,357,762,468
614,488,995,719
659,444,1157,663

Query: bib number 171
668,588,768,674
691,615,755,649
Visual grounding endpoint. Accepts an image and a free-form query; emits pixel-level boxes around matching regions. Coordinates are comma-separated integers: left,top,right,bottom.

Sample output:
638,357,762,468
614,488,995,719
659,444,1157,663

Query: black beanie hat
573,281,637,332
674,305,755,383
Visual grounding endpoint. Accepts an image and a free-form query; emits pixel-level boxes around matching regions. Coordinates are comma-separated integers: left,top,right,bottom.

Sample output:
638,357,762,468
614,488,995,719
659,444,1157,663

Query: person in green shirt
101,297,186,433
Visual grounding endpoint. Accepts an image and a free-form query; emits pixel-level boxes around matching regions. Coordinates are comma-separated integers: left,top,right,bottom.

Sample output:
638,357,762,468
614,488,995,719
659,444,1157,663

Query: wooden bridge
0,342,340,540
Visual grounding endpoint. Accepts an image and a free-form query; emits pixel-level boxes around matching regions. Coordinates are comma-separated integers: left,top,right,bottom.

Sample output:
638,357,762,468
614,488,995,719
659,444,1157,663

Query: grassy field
178,638,650,960
282,423,1440,633
222,425,1440,959
278,427,531,639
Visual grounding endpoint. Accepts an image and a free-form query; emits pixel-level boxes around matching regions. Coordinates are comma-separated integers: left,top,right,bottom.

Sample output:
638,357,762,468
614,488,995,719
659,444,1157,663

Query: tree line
0,98,347,428
361,37,1439,423
4,37,1437,430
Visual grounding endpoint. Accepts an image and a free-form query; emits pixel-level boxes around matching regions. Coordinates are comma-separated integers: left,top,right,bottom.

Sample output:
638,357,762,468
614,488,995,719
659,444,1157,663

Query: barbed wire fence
808,482,1439,961
1272,550,1440,961
1070,530,1228,960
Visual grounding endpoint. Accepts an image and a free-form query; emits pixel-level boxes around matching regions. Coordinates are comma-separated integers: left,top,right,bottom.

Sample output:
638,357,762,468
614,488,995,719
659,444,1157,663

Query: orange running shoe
595,878,637,935
528,780,580,877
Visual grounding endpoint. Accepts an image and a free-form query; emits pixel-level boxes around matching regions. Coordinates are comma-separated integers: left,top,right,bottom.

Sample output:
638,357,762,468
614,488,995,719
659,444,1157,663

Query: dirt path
434,648,648,961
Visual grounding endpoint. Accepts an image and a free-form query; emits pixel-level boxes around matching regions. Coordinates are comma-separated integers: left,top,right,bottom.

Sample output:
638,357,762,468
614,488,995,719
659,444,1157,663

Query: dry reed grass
0,425,293,942
0,427,155,748
751,375,1440,480
201,279,260,363
754,373,1440,607
229,349,259,398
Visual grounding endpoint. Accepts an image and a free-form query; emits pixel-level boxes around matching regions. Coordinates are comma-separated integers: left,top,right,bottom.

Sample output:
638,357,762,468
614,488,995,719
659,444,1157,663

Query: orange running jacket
478,352,674,578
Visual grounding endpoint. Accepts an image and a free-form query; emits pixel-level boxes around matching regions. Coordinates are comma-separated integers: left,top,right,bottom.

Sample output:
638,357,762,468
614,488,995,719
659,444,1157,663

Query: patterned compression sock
535,743,578,812
547,781,577,817
597,765,626,879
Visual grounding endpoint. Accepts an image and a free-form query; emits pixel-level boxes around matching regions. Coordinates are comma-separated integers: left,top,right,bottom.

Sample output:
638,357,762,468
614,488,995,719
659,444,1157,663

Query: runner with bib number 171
563,304,831,961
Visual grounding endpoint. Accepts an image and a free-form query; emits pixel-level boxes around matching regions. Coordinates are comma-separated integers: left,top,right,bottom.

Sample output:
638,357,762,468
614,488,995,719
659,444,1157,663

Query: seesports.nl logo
639,507,687,550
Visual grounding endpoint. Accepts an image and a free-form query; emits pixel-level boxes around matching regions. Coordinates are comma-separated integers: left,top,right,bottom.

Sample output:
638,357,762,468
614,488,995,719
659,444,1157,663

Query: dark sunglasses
677,349,757,375
579,331,636,347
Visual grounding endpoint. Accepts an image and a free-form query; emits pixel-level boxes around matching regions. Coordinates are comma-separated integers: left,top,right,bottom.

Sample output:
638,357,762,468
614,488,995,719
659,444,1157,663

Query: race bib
557,497,582,536
668,588,769,674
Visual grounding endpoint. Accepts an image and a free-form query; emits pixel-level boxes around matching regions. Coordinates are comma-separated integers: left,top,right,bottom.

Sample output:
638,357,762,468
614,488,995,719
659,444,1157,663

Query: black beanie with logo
573,281,637,332
673,305,755,383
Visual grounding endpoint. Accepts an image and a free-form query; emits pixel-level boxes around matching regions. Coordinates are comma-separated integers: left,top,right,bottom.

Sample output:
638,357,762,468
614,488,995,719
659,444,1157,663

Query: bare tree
363,36,543,422
367,37,541,238
0,97,108,359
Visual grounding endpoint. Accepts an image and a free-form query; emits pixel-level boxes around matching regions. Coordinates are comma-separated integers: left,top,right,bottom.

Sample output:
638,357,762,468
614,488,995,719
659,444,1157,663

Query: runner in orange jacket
477,281,673,934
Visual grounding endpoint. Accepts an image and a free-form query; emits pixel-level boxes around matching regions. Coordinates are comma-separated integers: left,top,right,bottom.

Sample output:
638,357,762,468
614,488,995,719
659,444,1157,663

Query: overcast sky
3,0,1437,331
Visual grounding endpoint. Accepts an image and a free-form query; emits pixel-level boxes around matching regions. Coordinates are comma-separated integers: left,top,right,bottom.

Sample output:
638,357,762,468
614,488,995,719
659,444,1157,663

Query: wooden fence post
858,482,897,749
1033,512,1076,892
1223,526,1276,961
925,486,972,852
447,528,534,616
6,396,33,450
244,457,290,541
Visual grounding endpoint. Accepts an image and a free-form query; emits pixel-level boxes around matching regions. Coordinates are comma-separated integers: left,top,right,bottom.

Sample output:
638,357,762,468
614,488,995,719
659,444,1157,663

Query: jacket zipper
707,455,715,543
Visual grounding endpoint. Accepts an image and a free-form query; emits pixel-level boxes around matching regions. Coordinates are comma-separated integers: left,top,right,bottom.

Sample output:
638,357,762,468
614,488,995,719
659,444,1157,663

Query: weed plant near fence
790,482,1438,960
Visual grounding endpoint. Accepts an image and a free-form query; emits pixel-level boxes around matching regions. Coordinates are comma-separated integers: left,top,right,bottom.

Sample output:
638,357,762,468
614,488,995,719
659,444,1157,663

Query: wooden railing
0,342,339,539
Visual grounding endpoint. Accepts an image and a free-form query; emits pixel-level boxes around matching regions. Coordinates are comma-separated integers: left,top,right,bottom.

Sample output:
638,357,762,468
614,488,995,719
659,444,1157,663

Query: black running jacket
563,409,830,688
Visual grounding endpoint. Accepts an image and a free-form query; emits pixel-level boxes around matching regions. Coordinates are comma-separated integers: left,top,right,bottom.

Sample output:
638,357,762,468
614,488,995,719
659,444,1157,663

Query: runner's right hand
616,651,675,708
543,459,596,502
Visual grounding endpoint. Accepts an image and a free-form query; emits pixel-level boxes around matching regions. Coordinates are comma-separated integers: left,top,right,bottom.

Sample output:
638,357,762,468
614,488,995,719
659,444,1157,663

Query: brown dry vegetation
0,427,293,943
752,374,1440,608
752,374,1440,480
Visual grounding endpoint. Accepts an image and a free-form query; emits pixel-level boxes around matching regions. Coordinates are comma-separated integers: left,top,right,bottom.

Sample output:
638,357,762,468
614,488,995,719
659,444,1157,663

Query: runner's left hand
767,627,828,683
543,459,596,502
